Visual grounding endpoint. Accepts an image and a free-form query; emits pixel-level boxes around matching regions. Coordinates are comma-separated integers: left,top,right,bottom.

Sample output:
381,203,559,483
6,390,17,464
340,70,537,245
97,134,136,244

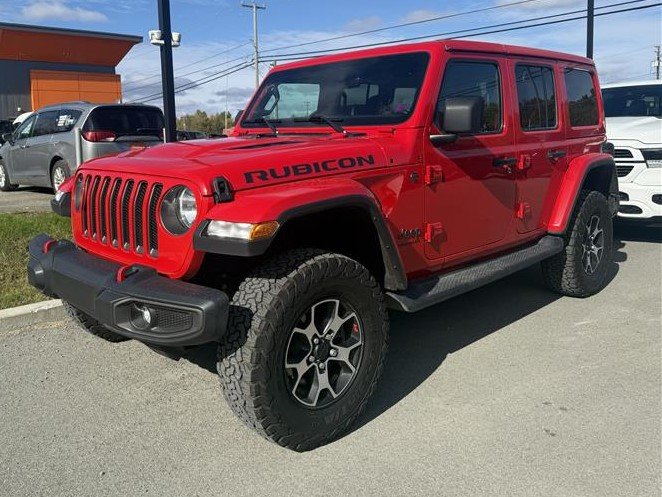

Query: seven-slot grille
80,174,164,258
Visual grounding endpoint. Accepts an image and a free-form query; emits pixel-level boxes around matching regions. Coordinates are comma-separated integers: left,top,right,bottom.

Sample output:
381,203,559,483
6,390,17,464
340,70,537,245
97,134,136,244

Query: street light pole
157,0,177,142
586,0,595,59
242,1,266,89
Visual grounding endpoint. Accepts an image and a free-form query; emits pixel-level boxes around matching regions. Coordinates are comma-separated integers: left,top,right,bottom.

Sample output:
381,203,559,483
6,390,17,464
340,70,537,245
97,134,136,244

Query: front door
509,60,566,233
4,114,36,182
424,57,517,261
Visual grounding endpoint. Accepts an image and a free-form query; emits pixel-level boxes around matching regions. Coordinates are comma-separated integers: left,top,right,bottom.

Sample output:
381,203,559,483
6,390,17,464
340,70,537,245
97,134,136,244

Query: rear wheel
51,160,69,192
542,190,613,297
64,302,129,342
217,249,389,451
0,160,18,191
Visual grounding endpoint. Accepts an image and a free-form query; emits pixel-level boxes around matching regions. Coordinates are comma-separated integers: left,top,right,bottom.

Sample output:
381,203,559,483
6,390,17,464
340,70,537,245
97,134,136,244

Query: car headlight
205,220,279,241
160,186,197,234
642,149,662,168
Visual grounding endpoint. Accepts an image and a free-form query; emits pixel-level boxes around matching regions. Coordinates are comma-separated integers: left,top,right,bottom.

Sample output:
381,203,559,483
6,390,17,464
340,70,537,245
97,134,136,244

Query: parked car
29,40,617,451
0,103,164,192
176,130,208,141
602,80,662,223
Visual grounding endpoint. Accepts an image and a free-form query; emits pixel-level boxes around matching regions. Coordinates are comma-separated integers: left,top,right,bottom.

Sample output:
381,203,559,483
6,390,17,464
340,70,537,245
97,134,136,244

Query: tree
177,110,233,135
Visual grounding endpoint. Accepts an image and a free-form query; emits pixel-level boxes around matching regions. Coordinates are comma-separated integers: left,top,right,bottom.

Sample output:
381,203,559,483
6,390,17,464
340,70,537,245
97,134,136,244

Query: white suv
602,80,662,223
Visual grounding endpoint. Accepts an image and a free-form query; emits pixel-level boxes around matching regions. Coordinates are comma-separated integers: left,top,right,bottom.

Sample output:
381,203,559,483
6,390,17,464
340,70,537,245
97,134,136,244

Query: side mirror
234,109,244,123
430,96,484,146
1,133,13,144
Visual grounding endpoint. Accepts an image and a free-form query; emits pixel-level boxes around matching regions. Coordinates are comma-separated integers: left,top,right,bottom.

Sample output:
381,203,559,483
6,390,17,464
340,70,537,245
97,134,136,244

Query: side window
15,115,36,140
564,69,598,126
33,111,60,137
515,64,557,131
438,61,502,133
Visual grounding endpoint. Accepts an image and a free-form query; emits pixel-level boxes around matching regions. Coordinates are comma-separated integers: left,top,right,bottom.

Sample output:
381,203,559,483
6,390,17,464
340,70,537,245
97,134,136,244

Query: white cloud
344,16,382,33
21,1,108,22
401,9,442,24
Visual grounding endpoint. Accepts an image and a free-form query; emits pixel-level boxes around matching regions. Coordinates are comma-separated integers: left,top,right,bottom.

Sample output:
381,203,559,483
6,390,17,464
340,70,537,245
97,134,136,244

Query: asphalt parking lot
0,186,53,214
0,225,660,497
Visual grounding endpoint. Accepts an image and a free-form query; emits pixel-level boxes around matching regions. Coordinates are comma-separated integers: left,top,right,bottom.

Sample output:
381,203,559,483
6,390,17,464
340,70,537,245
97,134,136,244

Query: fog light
130,304,155,331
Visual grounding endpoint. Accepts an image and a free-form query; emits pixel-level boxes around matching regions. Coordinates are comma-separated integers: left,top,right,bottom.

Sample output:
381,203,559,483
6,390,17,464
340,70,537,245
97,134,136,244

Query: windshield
83,106,165,138
243,52,430,128
602,85,661,118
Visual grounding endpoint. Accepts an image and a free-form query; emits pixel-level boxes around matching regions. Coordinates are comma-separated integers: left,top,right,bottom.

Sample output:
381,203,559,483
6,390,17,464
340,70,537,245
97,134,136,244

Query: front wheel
542,190,613,297
51,160,69,192
217,249,389,451
0,160,18,191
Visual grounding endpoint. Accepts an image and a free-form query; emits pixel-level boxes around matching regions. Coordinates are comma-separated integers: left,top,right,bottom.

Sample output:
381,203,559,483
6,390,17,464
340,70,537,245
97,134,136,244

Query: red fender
546,152,616,234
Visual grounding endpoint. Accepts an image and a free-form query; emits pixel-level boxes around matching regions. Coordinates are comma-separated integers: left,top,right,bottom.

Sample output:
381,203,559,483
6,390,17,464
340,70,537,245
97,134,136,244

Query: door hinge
516,202,531,219
425,165,444,185
516,154,532,171
424,222,443,242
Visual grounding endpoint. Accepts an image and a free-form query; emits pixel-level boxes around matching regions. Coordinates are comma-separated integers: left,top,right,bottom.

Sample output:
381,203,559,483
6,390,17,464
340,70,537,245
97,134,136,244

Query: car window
14,115,36,140
602,85,662,117
437,60,502,133
564,69,598,126
33,111,60,137
515,64,557,131
83,106,164,138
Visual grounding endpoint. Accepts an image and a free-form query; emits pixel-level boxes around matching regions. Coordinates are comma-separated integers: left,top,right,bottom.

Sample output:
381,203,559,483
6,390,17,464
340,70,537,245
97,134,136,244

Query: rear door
509,60,567,233
25,110,59,184
423,56,517,261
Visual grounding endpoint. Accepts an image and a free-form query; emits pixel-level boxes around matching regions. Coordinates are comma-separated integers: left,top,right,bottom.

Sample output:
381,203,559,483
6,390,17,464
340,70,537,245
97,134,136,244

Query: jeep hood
81,134,391,196
605,116,662,145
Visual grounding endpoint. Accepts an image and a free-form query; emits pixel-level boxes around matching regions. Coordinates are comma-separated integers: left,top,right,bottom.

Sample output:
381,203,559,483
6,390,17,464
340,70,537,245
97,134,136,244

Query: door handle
20,144,29,149
547,150,566,160
493,157,517,167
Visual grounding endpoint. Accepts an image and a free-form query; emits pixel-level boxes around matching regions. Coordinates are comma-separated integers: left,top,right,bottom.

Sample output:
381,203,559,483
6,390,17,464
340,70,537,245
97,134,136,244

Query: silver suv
0,102,164,192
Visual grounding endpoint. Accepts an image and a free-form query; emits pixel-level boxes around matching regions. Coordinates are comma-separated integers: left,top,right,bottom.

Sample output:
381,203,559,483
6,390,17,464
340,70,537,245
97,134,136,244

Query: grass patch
0,212,71,309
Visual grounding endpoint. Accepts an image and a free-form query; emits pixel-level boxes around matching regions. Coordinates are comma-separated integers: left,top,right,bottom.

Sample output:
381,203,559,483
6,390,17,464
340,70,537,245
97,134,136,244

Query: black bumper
27,234,229,346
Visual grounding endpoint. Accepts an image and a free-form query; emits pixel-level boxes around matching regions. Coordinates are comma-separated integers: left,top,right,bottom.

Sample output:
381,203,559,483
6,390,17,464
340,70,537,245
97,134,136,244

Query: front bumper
27,234,228,346
618,182,662,219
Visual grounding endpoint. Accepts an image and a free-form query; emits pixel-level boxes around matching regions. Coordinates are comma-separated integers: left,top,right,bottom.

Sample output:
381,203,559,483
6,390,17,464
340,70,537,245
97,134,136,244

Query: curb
0,299,64,330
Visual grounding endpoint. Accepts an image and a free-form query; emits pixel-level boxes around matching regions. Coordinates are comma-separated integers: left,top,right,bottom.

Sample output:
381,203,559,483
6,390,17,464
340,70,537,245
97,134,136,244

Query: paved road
1,226,660,497
0,186,53,214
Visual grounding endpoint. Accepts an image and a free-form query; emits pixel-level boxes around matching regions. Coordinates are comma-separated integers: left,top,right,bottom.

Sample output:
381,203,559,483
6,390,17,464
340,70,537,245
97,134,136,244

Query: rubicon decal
244,155,376,184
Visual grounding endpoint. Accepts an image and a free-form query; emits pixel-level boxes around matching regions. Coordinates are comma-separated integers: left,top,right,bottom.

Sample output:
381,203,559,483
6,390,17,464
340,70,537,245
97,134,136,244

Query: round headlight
160,186,198,234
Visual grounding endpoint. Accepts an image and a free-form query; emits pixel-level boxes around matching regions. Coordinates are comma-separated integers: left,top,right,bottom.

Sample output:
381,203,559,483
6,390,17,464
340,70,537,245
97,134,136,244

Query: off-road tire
63,302,129,342
542,190,613,297
217,249,389,451
0,159,18,191
50,160,70,192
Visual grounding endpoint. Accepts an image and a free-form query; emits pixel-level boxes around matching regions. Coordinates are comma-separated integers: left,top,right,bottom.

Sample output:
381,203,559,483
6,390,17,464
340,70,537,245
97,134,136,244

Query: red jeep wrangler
29,40,618,451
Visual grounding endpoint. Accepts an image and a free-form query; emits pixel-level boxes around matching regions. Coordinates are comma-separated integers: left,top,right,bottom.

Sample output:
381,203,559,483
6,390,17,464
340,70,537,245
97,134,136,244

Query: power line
260,0,655,60
123,41,252,90
259,0,542,56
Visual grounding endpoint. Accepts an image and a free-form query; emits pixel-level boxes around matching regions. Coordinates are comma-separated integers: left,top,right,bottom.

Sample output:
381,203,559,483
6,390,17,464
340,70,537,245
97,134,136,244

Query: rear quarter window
83,107,165,138
564,69,599,126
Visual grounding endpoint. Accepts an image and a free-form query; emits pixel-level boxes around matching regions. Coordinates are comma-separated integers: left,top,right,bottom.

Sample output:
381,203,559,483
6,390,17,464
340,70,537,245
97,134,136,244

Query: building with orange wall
0,22,141,120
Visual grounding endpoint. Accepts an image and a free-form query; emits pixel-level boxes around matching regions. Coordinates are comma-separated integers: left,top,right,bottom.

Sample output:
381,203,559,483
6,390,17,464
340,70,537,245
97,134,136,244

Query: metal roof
0,22,142,43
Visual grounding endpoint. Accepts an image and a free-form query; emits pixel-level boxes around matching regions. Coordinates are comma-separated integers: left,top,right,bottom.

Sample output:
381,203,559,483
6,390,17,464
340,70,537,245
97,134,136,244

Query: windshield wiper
242,117,280,137
295,115,346,135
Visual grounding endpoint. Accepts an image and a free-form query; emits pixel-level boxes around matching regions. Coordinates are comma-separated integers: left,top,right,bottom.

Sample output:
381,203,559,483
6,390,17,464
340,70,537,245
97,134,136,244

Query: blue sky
1,0,661,116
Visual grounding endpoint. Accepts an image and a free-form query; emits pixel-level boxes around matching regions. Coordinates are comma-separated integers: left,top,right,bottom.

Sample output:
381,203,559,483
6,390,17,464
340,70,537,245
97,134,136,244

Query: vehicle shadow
614,222,662,243
13,186,52,195
177,239,625,440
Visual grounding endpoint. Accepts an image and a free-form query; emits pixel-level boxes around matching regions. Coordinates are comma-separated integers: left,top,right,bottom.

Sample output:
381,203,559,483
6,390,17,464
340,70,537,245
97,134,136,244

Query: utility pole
654,45,661,80
586,0,594,59
241,1,266,89
157,0,177,142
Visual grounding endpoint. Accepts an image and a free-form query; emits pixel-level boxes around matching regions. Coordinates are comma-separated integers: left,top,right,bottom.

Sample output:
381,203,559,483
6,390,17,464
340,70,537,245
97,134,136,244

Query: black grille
616,165,634,177
121,180,135,250
147,184,163,257
614,149,633,158
154,307,193,333
80,174,164,257
133,181,148,253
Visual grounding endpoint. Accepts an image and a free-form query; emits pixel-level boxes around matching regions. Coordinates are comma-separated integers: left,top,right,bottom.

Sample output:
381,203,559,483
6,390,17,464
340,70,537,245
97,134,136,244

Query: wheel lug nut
330,349,337,357
319,363,325,370
309,356,315,362
313,337,319,344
